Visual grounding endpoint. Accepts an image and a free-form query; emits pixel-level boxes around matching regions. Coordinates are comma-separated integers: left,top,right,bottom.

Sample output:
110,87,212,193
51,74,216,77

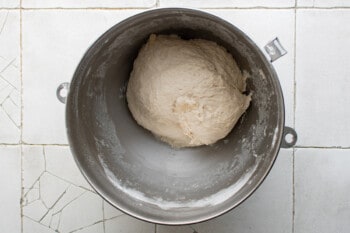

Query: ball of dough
126,34,251,148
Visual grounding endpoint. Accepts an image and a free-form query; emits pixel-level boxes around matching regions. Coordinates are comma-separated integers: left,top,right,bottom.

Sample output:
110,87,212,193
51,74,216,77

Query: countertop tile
0,10,20,143
22,145,155,233
295,148,350,233
22,0,156,8
0,146,21,233
1,3,350,233
22,10,142,144
105,215,155,233
22,145,104,232
0,0,19,8
103,201,124,219
297,0,350,7
160,0,295,8
295,10,350,147
74,223,104,233
157,225,195,233
23,216,56,233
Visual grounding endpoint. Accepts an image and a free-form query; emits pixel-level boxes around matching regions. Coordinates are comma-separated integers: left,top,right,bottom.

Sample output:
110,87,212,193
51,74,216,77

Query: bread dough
126,34,251,148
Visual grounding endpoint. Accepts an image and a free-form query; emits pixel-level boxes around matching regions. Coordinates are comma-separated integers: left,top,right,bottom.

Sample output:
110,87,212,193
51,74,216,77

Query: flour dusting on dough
127,34,251,148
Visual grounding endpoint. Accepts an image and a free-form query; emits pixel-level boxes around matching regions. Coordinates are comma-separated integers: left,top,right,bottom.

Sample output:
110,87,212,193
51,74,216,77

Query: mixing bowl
56,8,297,225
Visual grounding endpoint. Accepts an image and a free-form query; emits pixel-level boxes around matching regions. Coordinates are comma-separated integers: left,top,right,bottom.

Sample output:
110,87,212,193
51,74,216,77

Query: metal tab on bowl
281,126,297,148
264,37,287,62
56,82,70,104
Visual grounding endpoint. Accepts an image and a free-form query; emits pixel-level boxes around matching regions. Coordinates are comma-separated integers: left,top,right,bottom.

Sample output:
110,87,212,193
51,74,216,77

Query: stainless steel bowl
57,8,297,225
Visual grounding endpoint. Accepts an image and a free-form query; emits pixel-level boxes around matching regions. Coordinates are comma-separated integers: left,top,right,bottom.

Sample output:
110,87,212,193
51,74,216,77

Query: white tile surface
207,9,295,126
22,146,45,188
160,0,295,8
23,216,56,233
1,3,350,233
158,150,292,233
40,172,69,207
58,191,103,232
22,0,155,8
295,10,350,147
22,10,142,144
75,223,104,233
22,145,106,233
0,10,20,143
45,146,92,190
297,0,350,7
295,148,350,233
105,215,155,233
157,225,195,233
0,0,19,8
0,146,21,233
103,201,124,219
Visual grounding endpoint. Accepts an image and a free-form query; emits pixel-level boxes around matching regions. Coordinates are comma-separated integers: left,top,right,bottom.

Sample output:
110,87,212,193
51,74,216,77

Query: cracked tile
0,146,21,233
23,199,48,222
22,145,109,233
49,212,60,230
59,191,103,233
105,214,155,233
45,146,92,190
9,89,19,106
23,186,40,206
49,185,85,214
2,94,20,126
103,200,124,219
0,10,20,143
73,222,104,233
1,58,19,87
40,172,69,208
0,78,13,101
0,107,20,142
23,216,56,233
23,146,45,188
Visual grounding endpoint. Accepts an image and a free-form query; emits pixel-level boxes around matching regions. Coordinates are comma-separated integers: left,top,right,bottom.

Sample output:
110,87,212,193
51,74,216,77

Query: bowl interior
66,8,284,224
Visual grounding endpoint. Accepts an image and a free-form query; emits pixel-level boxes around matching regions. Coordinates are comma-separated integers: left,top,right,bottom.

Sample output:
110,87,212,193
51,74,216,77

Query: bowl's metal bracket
281,126,297,148
264,37,287,62
57,82,70,104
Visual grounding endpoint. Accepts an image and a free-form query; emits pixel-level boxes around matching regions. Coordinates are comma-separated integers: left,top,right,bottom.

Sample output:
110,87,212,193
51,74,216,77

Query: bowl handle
264,37,287,62
56,82,70,104
281,126,297,148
